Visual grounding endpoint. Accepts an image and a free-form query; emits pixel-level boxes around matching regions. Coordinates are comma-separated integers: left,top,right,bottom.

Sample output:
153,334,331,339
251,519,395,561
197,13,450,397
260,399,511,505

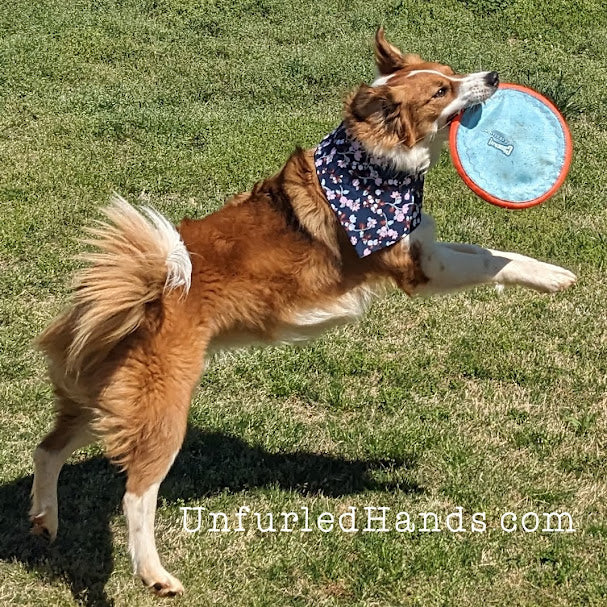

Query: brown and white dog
30,29,576,596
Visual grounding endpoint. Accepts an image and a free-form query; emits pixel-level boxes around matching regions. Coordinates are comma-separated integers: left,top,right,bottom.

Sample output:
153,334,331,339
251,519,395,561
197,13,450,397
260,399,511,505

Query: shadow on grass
0,427,422,606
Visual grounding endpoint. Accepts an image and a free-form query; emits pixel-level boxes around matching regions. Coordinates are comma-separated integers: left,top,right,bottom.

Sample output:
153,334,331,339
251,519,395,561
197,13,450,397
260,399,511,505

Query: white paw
29,507,58,541
141,568,185,597
534,263,577,293
30,470,59,541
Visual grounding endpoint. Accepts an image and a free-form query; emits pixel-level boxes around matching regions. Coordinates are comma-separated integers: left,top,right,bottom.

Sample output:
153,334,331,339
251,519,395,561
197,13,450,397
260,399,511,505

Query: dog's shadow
0,427,422,607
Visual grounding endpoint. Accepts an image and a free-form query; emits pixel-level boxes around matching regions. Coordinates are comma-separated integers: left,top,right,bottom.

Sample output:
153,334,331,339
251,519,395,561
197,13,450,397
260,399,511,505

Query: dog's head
344,28,499,174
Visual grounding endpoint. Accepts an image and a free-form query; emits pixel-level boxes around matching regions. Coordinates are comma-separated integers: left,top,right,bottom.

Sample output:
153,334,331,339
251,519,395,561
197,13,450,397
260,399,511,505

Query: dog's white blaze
406,69,466,81
371,73,395,87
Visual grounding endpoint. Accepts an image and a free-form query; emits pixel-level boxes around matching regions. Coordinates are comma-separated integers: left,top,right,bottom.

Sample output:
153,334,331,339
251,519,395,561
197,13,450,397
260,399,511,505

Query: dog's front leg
413,242,576,295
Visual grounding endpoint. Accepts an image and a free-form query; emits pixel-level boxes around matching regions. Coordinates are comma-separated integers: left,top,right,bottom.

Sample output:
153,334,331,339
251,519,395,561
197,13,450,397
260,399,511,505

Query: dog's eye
433,86,448,98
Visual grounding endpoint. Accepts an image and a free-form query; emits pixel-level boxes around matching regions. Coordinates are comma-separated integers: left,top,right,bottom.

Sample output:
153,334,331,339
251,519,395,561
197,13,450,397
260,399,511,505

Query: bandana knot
314,123,424,258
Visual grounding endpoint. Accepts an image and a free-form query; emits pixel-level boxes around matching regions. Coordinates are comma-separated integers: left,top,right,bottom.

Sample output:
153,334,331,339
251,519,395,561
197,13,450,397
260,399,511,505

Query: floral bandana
314,123,424,258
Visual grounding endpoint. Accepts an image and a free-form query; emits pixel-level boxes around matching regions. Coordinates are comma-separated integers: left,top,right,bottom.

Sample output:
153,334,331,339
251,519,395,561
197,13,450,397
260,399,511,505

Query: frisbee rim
449,83,573,210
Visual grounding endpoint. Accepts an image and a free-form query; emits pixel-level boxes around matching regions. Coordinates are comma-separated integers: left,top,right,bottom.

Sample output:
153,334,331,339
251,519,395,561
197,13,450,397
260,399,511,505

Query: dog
30,28,576,596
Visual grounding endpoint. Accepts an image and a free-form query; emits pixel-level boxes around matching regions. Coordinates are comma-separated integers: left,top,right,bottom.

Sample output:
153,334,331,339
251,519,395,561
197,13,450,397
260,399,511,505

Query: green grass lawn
1,0,606,605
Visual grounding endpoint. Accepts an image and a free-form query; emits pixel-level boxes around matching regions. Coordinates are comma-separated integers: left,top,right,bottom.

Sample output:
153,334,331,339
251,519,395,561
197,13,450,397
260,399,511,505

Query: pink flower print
314,121,424,258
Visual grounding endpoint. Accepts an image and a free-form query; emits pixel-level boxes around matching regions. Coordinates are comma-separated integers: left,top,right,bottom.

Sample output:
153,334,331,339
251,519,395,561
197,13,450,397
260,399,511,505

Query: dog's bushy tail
37,194,191,373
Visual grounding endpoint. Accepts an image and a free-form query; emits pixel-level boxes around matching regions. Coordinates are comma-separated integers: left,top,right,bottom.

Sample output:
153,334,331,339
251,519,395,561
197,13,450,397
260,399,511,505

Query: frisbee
449,83,572,209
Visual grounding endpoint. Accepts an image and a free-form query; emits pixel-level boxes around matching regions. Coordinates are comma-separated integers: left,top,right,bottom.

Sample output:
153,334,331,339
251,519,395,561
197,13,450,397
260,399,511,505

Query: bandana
314,123,424,258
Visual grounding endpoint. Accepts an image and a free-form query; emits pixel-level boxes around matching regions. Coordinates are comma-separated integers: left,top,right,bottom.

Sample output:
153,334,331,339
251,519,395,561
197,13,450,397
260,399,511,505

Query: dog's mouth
446,112,459,125
437,73,500,132
445,83,499,127
439,111,462,130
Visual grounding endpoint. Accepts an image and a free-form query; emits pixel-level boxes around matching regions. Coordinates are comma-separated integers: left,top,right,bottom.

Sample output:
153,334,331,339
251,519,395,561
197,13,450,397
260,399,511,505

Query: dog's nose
485,71,499,87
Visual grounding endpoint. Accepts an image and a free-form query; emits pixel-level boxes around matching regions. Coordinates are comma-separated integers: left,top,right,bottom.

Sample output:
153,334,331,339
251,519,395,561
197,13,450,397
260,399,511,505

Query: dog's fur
31,29,576,596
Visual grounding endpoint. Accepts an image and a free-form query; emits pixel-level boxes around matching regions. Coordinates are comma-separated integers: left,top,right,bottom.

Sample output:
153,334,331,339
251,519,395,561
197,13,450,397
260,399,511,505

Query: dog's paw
141,569,184,597
535,264,577,293
29,509,58,542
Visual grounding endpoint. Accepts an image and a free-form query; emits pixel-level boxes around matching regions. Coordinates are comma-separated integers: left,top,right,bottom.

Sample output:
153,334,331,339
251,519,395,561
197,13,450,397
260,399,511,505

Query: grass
0,0,606,605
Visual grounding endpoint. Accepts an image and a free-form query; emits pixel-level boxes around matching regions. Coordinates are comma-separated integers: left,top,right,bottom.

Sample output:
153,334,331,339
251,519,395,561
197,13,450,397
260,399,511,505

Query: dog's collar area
314,123,424,258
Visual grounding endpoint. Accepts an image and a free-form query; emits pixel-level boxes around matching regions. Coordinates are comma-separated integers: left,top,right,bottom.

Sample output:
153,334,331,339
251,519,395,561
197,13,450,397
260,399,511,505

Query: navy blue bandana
314,123,424,258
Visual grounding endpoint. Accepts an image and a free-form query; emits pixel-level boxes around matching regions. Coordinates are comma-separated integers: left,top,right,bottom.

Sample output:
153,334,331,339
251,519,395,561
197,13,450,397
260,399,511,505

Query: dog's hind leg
117,390,192,597
99,332,207,597
30,395,95,541
123,459,184,596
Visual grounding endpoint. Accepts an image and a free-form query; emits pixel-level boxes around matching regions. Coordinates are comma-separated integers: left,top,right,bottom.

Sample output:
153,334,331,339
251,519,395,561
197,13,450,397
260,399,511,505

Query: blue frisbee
449,83,572,209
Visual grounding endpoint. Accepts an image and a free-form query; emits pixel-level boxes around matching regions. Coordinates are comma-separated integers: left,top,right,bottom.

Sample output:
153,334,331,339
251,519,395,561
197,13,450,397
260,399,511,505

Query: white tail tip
140,205,192,294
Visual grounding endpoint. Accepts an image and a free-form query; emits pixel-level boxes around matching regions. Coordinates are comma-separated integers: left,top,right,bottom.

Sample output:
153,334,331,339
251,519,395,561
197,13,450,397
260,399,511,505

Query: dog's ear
349,84,416,147
375,27,424,75
351,84,396,122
